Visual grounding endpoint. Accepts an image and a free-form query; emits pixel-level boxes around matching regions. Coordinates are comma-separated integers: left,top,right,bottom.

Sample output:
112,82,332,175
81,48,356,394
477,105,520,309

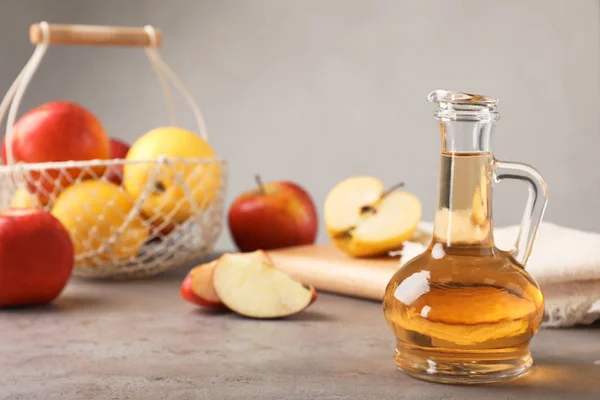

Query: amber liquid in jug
383,90,548,384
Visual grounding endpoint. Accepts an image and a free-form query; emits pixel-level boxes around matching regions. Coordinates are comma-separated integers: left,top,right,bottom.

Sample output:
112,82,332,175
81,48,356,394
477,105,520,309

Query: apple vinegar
384,153,543,368
383,90,548,384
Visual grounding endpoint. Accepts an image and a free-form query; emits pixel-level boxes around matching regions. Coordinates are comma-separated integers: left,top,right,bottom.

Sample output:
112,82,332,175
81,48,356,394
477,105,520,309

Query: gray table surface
1,253,599,400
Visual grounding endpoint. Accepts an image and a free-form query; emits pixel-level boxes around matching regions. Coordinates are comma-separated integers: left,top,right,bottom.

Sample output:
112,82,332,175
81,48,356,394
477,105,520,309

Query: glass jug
382,90,548,384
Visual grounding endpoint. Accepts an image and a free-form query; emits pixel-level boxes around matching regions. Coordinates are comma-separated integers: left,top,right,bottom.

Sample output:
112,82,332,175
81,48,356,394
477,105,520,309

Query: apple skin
10,187,48,209
150,219,176,237
123,126,221,226
180,274,222,308
109,137,130,159
180,261,223,308
0,208,74,307
105,137,130,185
228,181,318,252
2,101,110,199
309,286,318,304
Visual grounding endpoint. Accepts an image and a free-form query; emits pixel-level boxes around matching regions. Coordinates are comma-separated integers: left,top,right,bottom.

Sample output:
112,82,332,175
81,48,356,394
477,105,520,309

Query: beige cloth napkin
399,222,600,328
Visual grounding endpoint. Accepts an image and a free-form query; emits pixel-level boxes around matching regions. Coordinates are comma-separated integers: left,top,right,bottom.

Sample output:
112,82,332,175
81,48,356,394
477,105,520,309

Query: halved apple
212,251,316,319
324,176,422,257
180,260,223,307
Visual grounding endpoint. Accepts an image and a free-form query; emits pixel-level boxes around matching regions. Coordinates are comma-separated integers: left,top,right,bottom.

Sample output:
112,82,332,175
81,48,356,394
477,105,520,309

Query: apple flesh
3,101,110,199
324,176,422,257
228,178,318,252
179,250,275,308
0,208,74,307
105,137,130,185
212,251,316,319
180,260,223,307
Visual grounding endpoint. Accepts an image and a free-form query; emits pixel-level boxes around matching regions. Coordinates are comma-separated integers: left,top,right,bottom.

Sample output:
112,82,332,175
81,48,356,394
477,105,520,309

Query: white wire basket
0,22,227,279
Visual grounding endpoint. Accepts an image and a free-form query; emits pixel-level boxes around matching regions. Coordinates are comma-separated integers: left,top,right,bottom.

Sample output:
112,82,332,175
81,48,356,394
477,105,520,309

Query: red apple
109,137,130,159
180,260,223,308
3,101,110,200
228,176,318,252
0,208,74,307
105,137,130,185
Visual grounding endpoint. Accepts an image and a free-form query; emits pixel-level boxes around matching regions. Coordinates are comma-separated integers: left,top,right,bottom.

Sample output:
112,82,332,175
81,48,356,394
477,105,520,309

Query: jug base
394,343,532,385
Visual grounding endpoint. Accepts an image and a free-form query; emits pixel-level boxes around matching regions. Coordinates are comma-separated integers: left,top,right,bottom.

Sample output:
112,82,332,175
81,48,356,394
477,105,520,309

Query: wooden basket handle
29,23,163,47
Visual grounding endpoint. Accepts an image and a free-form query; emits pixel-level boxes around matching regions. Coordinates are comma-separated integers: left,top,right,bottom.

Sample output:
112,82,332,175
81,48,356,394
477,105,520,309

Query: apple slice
212,251,316,319
324,176,422,257
180,260,223,307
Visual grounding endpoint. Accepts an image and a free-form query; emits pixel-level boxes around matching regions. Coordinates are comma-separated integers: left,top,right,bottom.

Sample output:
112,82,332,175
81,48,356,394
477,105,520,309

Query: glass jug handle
493,160,549,266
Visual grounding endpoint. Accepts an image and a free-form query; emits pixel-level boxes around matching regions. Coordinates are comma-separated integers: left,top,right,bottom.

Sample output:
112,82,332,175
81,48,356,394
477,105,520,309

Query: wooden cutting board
267,243,403,301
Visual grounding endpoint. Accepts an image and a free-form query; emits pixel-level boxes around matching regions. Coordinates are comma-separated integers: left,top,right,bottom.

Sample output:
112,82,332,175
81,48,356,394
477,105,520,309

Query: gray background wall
1,0,598,250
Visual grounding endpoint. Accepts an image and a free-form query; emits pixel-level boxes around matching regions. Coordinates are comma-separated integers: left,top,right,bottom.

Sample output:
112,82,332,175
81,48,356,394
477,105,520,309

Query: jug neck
439,119,494,154
427,90,499,248
433,120,498,248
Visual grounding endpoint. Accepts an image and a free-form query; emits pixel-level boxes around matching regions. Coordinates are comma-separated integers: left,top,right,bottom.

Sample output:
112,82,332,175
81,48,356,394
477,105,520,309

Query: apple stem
255,174,266,195
382,182,405,198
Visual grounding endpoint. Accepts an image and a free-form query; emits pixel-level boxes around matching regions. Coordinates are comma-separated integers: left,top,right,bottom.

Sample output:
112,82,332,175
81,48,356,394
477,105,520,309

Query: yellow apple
51,180,149,265
10,188,48,209
324,176,422,257
123,127,221,226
